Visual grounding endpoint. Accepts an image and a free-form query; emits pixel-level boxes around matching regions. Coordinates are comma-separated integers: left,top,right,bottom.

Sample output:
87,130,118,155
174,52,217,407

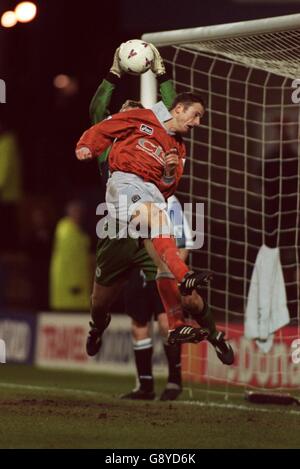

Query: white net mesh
159,44,300,401
183,29,300,80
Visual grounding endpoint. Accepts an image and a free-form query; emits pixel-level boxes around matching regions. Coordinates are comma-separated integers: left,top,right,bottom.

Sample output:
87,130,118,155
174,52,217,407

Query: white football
118,39,154,75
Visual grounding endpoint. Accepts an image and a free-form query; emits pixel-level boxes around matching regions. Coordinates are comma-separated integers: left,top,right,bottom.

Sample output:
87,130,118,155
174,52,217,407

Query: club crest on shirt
140,124,153,136
132,194,141,203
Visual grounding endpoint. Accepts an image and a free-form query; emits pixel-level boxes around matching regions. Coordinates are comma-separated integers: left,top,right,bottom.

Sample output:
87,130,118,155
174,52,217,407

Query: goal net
142,14,300,403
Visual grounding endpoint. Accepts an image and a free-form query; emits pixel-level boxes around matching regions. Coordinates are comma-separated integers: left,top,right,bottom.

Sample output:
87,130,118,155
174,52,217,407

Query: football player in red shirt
76,48,234,367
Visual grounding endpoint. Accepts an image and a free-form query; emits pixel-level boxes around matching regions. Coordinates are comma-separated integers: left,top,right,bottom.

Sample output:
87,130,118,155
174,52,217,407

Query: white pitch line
0,382,101,397
0,382,300,416
180,400,300,416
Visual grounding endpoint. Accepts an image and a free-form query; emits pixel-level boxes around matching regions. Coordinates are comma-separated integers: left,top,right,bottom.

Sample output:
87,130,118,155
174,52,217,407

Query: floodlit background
0,1,300,450
1,0,299,310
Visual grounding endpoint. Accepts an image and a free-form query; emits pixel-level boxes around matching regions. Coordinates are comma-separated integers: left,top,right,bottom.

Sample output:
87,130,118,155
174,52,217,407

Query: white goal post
141,14,300,402
141,13,300,105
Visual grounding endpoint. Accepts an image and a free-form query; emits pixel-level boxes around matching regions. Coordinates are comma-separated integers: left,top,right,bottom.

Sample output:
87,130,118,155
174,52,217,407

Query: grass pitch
0,365,299,449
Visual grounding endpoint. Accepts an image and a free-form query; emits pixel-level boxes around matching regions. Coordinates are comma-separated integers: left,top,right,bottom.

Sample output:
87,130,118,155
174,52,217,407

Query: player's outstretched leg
183,295,234,365
207,331,234,365
179,270,213,296
197,302,234,365
167,325,209,345
155,272,209,345
151,236,213,297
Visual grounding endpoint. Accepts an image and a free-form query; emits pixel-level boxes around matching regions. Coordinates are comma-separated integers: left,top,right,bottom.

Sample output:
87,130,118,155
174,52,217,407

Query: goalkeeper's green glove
149,43,166,77
109,47,123,79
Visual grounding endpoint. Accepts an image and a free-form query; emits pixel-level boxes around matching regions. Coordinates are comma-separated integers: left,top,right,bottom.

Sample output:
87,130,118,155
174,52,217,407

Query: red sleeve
76,111,138,159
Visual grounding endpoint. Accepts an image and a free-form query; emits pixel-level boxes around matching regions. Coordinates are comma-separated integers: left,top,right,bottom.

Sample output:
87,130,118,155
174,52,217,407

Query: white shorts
105,171,173,238
106,171,166,222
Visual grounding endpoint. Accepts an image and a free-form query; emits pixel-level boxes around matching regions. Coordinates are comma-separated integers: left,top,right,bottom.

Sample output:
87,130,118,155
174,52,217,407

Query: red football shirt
76,108,186,199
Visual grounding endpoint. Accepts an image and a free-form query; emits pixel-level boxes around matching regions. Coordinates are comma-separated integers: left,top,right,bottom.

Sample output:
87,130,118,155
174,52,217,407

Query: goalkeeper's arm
89,76,118,171
89,47,123,124
159,74,176,111
149,43,176,110
89,48,123,171
89,73,120,125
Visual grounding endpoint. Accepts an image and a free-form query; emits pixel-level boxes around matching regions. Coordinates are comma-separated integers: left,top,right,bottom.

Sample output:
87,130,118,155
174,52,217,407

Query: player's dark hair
121,100,144,110
170,92,206,111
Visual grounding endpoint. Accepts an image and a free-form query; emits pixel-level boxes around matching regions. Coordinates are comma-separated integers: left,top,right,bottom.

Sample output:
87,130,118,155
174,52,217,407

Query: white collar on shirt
151,101,175,135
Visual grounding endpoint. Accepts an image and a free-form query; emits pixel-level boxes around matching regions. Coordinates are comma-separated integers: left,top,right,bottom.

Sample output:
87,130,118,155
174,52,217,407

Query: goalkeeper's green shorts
95,236,157,286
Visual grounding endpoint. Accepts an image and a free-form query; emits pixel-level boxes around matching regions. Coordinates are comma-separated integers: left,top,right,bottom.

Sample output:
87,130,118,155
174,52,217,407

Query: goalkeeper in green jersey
85,45,234,400
89,50,176,172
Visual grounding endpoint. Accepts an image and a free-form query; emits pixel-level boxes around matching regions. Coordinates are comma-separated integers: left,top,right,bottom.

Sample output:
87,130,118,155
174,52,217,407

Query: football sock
192,302,217,338
163,342,182,387
156,273,185,330
152,237,189,283
133,338,154,392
